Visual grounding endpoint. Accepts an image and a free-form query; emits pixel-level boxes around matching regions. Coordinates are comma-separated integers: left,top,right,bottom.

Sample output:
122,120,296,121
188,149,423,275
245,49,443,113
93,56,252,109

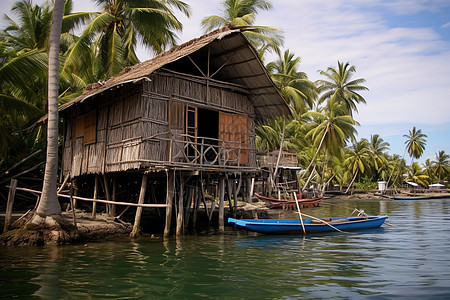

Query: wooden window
75,115,84,138
84,110,97,145
75,110,97,145
219,112,248,164
171,101,185,130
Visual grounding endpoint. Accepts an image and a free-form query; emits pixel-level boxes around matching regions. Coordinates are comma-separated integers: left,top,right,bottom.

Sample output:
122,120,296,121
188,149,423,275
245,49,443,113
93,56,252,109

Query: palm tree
36,0,65,216
403,126,427,163
369,134,390,178
406,162,430,188
432,150,449,182
343,139,372,193
64,0,191,80
201,0,283,56
266,50,317,115
302,99,358,190
316,61,368,116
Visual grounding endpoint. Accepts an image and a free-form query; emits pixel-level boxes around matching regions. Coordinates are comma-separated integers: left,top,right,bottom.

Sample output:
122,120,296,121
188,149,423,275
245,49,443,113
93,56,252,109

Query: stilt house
59,25,290,236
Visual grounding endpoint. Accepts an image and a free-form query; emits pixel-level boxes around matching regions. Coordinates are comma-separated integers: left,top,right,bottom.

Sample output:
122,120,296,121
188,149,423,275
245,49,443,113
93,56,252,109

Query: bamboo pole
8,186,168,208
3,179,17,232
293,192,305,234
131,173,148,238
164,170,175,238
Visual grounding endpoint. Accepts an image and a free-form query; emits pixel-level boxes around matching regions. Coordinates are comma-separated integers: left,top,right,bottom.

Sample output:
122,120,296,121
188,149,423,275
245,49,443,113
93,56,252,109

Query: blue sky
1,0,449,164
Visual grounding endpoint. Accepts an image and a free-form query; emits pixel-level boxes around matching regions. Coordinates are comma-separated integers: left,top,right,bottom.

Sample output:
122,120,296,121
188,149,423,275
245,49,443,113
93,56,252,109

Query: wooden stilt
192,183,199,228
3,179,17,232
176,175,184,237
218,176,225,234
111,176,117,217
103,174,112,216
73,178,78,209
185,185,194,229
92,175,98,218
131,173,148,238
247,177,254,203
69,180,77,227
226,176,233,217
164,170,174,238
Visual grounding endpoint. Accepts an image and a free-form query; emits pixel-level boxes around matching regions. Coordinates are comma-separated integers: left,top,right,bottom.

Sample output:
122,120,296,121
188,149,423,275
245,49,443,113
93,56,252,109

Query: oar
293,192,306,234
296,211,348,234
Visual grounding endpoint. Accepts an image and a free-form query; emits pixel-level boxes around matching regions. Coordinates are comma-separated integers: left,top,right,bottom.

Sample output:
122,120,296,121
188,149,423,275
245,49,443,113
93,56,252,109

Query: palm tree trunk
302,125,329,192
345,170,358,194
36,0,65,216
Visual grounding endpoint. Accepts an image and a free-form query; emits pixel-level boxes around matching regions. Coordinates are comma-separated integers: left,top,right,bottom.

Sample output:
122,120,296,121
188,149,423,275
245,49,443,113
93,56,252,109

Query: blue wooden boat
228,215,388,234
393,195,431,200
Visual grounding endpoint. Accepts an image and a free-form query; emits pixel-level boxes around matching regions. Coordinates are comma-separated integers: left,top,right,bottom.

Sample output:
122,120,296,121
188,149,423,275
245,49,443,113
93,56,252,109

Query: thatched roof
61,25,290,121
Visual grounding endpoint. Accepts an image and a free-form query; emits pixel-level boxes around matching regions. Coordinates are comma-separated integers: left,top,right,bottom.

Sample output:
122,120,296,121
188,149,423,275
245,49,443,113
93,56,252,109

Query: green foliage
354,176,377,190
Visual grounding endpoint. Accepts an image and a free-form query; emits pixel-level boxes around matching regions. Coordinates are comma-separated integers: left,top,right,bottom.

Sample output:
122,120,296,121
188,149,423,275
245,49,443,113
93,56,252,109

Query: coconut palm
201,0,283,56
316,61,368,116
368,134,390,179
64,0,191,80
432,150,449,182
266,50,317,115
403,126,427,163
301,99,358,190
406,162,430,188
36,0,65,216
343,138,372,193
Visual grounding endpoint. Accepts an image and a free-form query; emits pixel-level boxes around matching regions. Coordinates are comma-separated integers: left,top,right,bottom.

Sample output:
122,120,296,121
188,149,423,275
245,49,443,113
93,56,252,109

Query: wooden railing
169,133,246,167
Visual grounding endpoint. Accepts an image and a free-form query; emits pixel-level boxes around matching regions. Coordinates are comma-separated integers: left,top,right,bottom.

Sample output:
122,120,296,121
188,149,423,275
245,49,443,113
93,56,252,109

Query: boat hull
228,216,388,234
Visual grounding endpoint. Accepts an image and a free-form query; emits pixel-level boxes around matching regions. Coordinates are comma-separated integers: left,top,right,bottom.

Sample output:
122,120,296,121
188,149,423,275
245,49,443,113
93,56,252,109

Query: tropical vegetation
0,0,448,208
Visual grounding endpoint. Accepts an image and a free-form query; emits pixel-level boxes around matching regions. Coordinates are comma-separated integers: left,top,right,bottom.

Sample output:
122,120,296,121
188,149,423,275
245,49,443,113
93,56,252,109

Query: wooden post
192,184,199,229
73,178,78,209
246,177,253,203
103,174,112,216
218,176,225,234
176,175,184,237
131,173,148,238
3,179,17,232
185,185,194,229
92,175,98,218
69,181,77,227
164,170,174,238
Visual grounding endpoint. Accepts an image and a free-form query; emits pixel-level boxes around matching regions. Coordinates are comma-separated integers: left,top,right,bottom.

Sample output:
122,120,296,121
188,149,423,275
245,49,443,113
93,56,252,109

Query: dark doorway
198,108,219,163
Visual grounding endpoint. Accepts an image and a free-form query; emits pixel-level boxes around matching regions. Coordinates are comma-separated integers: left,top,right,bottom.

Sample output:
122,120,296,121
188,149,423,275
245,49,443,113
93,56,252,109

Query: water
2,198,450,299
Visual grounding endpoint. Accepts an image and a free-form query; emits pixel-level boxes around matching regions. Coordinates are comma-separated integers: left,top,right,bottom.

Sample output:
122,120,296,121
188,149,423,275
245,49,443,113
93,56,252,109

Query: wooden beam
9,186,168,208
131,173,148,238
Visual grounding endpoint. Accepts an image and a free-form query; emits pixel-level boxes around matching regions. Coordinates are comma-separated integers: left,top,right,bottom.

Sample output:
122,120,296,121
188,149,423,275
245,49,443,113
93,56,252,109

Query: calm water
2,198,450,299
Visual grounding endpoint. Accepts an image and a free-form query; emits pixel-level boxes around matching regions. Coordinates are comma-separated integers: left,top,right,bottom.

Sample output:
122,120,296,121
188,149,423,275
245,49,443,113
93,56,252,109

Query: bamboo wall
62,71,258,178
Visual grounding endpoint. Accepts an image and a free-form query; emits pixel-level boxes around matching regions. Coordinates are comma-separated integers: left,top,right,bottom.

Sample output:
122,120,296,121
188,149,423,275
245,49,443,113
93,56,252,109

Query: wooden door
218,112,248,164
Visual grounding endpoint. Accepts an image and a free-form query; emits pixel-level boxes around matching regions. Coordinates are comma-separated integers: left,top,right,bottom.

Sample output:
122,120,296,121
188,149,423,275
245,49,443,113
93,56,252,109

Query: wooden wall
62,71,258,178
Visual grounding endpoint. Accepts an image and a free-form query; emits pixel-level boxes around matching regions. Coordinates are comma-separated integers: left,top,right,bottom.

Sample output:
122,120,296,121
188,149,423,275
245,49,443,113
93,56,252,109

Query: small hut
59,25,290,237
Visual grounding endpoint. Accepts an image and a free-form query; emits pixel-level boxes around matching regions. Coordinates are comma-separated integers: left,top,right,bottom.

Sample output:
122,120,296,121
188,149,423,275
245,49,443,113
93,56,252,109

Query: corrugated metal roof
61,25,290,121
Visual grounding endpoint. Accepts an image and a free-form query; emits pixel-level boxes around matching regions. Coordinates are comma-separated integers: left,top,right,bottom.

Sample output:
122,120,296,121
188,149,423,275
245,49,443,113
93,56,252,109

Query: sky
1,0,449,165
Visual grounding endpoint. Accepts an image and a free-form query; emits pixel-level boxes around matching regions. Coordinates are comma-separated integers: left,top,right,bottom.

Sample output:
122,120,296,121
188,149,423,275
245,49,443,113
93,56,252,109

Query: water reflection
1,198,450,299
